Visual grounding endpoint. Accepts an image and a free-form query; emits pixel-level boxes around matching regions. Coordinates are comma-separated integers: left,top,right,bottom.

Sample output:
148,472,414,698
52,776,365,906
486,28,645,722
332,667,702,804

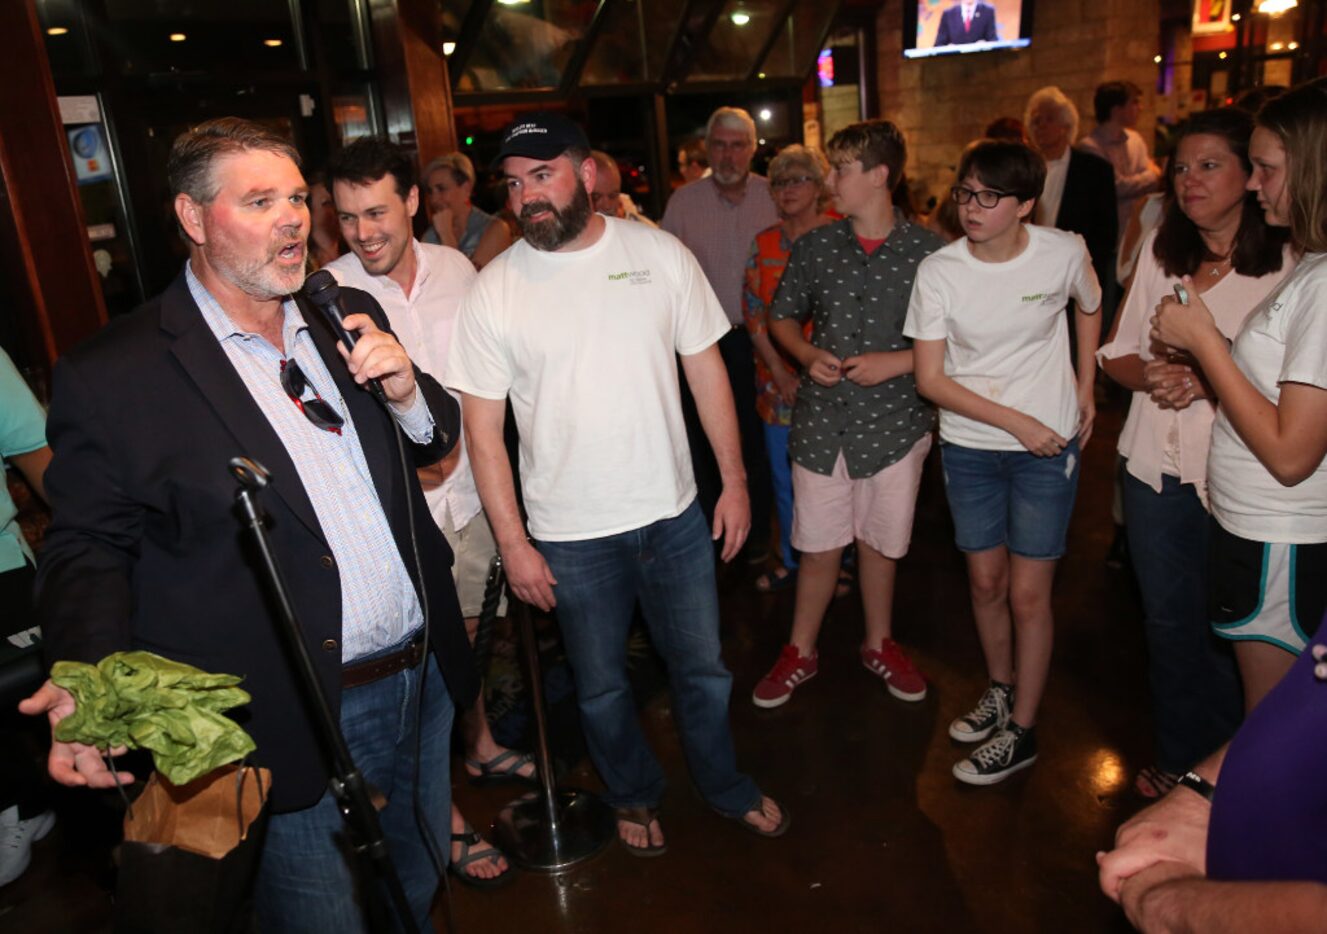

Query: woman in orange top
742,145,836,591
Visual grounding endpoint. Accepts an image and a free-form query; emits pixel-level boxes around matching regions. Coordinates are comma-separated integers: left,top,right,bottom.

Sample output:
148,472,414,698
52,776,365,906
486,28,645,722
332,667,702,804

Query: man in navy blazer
934,1,999,46
21,118,476,932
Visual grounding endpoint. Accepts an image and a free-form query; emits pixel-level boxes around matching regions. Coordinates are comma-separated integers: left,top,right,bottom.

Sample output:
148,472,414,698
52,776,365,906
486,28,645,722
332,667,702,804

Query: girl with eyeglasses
905,139,1101,785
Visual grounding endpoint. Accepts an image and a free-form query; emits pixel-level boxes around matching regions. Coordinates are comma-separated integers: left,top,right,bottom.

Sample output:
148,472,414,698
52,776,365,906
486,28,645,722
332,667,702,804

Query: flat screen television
903,1,1034,59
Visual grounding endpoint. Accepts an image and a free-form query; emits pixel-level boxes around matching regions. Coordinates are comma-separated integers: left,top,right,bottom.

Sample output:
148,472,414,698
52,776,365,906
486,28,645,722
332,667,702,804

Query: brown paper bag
115,764,271,934
123,763,269,857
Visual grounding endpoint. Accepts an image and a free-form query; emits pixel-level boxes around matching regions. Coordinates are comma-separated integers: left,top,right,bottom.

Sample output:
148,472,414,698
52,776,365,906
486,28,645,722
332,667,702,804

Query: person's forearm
681,348,747,489
769,318,817,368
1137,880,1327,934
1101,353,1148,392
462,406,527,552
1187,330,1321,485
10,446,52,503
917,369,1026,436
882,348,914,377
750,328,789,378
1117,166,1161,200
1076,307,1103,394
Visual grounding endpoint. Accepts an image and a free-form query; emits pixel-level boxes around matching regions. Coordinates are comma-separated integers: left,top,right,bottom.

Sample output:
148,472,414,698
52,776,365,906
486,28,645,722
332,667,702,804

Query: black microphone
302,269,388,404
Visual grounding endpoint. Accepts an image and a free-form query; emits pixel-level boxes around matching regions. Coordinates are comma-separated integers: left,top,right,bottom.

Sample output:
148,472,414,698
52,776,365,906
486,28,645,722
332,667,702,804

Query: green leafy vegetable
51,652,256,786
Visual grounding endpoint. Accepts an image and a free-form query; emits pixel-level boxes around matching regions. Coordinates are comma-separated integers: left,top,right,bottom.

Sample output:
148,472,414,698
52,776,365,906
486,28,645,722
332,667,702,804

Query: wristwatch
1177,770,1216,802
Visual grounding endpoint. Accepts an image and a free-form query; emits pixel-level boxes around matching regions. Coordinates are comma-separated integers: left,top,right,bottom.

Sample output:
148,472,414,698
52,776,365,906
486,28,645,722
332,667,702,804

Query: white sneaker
0,805,55,886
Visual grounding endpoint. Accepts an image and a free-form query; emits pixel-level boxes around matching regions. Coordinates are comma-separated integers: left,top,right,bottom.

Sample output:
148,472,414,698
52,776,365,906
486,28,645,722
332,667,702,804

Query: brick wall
875,0,1160,207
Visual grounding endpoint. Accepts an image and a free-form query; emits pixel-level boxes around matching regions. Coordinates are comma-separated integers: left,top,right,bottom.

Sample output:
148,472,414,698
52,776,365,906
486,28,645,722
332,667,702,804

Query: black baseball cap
491,112,590,169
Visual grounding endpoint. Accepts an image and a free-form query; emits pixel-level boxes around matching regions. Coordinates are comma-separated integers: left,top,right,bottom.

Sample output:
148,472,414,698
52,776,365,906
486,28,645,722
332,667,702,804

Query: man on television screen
934,0,999,46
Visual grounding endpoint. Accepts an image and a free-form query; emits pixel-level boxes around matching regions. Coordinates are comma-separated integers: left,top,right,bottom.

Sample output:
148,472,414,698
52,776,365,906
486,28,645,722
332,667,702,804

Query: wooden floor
4,404,1150,933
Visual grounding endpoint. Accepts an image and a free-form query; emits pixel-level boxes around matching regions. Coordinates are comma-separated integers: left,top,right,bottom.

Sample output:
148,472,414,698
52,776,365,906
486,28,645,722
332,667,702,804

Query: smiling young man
22,118,475,930
446,112,789,856
324,138,531,889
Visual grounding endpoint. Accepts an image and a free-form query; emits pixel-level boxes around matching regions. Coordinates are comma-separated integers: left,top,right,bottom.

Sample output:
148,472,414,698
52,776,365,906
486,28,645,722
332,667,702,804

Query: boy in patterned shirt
752,121,944,709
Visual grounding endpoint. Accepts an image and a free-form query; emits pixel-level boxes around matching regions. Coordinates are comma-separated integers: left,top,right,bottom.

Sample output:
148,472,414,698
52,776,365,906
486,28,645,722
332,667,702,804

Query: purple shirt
1207,632,1327,882
662,175,779,326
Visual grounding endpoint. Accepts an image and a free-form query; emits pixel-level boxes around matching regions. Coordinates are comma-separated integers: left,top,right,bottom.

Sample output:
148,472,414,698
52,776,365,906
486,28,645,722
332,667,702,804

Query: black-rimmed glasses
771,175,816,190
280,358,344,434
950,186,1014,208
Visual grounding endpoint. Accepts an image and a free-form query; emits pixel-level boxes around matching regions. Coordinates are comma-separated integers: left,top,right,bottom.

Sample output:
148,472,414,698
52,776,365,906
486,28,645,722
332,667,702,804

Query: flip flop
448,826,514,889
465,749,538,787
614,806,668,857
754,567,798,593
718,796,791,838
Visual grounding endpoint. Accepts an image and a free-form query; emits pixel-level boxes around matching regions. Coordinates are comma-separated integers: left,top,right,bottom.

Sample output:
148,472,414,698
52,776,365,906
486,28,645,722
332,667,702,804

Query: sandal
465,749,538,787
448,825,514,889
755,566,798,593
1134,765,1181,799
614,806,667,858
718,796,791,838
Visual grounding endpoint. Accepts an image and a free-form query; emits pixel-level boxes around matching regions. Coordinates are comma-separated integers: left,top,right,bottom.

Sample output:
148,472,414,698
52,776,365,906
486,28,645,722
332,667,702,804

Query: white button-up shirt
327,240,484,531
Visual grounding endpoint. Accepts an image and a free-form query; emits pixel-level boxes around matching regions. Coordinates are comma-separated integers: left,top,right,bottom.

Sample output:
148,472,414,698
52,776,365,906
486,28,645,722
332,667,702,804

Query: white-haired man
662,107,778,562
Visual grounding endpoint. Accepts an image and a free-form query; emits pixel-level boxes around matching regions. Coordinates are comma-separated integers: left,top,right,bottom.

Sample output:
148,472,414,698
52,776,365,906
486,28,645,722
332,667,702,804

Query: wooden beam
0,0,108,369
370,0,458,158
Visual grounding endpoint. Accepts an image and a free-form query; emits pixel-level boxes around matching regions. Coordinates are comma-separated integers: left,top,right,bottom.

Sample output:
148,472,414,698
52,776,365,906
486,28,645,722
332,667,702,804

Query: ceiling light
1153,54,1162,63
497,0,531,6
730,11,751,26
1257,0,1297,14
442,41,456,56
758,108,772,121
1289,41,1299,49
1218,50,1228,59
757,72,766,79
47,26,69,36
1231,12,1241,20
170,32,187,42
1270,41,1284,50
264,38,283,47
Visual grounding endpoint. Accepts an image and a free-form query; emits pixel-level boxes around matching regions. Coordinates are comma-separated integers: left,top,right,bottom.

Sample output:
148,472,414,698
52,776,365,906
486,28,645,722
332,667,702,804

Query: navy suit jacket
935,3,999,45
37,269,478,811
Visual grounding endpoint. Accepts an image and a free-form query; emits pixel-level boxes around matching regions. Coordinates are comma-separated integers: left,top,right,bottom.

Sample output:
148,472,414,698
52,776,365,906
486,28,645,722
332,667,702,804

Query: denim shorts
940,439,1081,559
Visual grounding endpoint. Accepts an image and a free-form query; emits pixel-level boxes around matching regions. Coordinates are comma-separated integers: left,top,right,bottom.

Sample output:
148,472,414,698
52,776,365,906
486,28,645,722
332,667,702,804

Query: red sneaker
752,645,818,709
862,638,927,702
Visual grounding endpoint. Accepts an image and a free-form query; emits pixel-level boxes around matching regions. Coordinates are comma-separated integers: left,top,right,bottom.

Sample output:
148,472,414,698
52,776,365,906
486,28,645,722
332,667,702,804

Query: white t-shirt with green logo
1208,251,1327,544
445,217,730,540
903,224,1101,451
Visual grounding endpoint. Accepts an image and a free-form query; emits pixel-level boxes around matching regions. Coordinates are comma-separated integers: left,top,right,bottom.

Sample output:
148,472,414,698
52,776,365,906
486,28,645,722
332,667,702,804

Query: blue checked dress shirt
187,264,432,662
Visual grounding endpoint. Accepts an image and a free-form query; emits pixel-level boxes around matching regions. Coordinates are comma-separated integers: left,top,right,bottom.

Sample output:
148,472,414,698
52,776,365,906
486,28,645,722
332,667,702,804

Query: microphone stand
229,457,418,934
492,598,614,871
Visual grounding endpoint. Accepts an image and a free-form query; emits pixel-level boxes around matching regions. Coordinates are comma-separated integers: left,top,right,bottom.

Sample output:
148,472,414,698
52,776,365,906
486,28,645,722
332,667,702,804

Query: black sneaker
948,681,1013,743
953,722,1038,786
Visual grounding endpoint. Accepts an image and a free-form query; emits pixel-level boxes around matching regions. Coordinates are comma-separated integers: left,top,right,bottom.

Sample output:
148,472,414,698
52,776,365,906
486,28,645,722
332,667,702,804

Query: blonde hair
769,144,831,207
422,152,475,188
1257,77,1327,252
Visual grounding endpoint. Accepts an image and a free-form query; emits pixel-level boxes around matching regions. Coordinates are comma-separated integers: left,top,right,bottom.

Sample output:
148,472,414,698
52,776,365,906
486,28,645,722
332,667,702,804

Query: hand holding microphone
303,270,416,409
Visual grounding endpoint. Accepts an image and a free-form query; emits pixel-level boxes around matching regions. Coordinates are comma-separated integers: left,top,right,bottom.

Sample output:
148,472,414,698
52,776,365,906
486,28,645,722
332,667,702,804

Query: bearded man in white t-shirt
446,113,789,855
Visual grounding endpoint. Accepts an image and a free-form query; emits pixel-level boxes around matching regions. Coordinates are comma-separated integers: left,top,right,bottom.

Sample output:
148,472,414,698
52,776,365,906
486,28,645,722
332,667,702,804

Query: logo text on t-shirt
607,269,652,285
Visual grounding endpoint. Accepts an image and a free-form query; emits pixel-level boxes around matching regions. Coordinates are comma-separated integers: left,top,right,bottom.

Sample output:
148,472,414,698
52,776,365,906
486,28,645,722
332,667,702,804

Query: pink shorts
791,433,932,559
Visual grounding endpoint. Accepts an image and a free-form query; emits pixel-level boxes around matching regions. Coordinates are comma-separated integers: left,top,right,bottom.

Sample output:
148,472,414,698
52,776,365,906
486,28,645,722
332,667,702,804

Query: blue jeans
1122,468,1241,773
253,648,453,933
535,500,760,816
940,439,1081,559
764,422,796,569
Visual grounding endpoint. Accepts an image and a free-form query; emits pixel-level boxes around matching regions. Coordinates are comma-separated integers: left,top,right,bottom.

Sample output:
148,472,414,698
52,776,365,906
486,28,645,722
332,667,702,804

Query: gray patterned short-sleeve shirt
769,217,944,478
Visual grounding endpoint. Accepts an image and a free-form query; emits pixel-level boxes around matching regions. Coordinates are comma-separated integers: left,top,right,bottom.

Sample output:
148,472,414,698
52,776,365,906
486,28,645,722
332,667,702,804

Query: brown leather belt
342,634,426,689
